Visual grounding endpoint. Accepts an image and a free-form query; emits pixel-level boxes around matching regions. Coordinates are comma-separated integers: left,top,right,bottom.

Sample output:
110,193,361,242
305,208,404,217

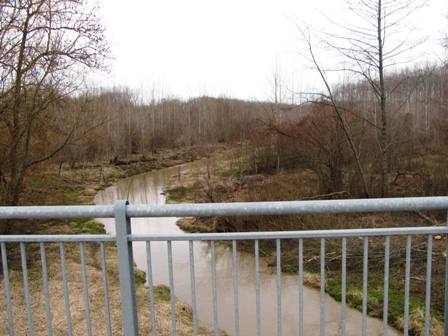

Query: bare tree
300,0,426,196
0,0,109,208
298,26,371,197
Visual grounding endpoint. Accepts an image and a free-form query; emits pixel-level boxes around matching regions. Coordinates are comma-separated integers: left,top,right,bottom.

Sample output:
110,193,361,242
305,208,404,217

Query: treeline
56,90,300,165
247,64,448,197
335,65,448,143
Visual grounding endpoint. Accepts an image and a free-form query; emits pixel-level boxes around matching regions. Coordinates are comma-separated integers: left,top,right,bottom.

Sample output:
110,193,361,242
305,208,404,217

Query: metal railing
0,196,448,336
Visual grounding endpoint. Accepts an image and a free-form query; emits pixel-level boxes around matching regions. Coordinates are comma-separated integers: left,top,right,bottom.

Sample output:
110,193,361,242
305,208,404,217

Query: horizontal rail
0,205,115,219
0,234,115,242
1,226,446,243
0,196,447,219
128,197,448,217
129,226,448,241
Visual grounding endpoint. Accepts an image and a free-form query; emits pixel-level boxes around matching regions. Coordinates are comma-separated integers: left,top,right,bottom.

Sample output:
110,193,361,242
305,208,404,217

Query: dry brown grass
0,243,207,335
396,308,444,336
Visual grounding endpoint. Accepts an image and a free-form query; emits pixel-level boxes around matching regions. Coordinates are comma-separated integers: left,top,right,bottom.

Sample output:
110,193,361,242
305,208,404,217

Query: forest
1,0,447,207
2,63,447,206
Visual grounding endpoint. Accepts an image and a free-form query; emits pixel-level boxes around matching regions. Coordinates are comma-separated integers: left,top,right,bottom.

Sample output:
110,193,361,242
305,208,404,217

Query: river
95,162,399,335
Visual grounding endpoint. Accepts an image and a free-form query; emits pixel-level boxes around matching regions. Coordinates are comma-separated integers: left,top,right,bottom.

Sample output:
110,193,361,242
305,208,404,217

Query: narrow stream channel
95,162,399,335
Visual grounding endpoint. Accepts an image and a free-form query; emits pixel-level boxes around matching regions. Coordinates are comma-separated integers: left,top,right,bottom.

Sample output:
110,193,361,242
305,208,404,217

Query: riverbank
0,144,227,335
165,155,446,336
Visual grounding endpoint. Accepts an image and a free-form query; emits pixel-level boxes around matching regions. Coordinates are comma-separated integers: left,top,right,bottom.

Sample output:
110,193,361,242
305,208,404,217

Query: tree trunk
377,0,389,197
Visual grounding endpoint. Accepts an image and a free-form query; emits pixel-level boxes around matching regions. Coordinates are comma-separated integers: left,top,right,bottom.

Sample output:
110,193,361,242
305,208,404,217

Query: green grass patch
326,269,436,333
135,269,146,286
154,285,171,301
64,186,85,203
70,218,105,234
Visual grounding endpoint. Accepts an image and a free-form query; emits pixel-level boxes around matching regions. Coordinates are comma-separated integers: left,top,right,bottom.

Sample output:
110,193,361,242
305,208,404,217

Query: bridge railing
0,196,447,336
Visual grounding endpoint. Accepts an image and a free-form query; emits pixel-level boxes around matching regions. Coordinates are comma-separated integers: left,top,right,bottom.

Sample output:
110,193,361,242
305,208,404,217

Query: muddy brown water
95,163,399,335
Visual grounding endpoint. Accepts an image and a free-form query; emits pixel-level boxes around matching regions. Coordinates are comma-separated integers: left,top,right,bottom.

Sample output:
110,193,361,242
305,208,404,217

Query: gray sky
93,0,447,102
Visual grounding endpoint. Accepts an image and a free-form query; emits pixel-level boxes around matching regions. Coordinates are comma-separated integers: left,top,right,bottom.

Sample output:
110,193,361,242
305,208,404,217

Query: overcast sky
93,0,447,102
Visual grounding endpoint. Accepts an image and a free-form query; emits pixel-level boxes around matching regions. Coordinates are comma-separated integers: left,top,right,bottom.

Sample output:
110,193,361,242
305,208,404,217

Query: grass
326,270,422,320
326,269,444,334
215,165,241,178
70,218,106,234
65,186,85,203
134,269,147,286
154,285,172,302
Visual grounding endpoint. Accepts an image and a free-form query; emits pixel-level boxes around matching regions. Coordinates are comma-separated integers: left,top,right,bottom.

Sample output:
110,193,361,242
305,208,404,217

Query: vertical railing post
115,200,138,335
444,210,448,335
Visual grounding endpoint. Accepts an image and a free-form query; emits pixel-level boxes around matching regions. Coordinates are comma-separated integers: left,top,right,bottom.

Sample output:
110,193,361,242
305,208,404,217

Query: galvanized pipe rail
0,196,447,336
1,196,448,219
